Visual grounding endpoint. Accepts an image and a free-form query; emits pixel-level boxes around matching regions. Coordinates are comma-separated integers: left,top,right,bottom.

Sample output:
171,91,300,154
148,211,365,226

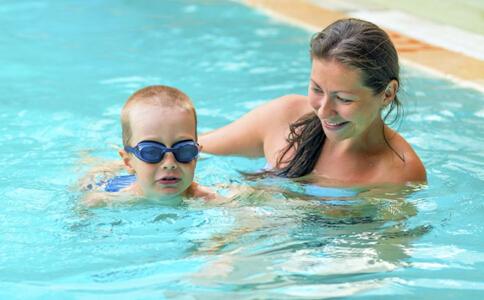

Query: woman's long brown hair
272,18,402,178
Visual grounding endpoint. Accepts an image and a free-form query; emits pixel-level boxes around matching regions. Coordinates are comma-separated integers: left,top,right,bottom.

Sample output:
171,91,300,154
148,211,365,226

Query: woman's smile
322,119,350,130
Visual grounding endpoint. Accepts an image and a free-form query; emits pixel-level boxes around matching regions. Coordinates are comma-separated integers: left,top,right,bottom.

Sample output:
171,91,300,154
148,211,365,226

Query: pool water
1,0,483,299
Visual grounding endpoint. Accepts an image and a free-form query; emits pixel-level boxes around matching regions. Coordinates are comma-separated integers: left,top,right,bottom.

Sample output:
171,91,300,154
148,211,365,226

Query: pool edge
243,0,484,93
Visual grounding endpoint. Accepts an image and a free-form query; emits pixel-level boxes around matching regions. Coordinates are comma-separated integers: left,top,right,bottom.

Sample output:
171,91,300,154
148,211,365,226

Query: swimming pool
1,0,483,299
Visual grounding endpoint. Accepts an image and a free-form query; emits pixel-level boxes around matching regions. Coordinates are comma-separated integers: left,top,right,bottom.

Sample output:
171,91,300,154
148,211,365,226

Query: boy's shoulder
185,182,218,201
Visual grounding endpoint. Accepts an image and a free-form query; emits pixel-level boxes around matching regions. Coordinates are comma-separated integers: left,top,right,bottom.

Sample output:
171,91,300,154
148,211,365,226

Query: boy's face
120,103,197,199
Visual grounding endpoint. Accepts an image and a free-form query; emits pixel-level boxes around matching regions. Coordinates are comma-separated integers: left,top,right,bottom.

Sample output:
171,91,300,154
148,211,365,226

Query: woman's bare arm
199,95,310,158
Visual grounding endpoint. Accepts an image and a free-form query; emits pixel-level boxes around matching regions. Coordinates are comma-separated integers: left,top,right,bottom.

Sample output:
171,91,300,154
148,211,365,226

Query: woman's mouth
323,120,349,130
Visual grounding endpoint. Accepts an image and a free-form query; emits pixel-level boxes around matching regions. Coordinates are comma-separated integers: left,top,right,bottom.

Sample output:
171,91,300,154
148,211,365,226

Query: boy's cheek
189,163,197,176
182,164,196,182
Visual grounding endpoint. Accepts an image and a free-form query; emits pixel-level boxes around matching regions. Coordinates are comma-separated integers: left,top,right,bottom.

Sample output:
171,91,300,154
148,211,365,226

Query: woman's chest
312,150,402,185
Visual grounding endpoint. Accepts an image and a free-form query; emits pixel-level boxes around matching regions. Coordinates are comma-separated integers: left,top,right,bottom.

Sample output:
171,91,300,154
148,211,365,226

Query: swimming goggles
124,140,200,164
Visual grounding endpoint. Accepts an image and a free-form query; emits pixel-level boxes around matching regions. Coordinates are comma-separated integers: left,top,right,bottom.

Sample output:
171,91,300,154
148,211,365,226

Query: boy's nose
161,152,177,170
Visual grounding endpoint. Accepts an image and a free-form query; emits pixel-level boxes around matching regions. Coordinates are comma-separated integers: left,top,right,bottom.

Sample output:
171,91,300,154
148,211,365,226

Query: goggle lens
139,146,164,163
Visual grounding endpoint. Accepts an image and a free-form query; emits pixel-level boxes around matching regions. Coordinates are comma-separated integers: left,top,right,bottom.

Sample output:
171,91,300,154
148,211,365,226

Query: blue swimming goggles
124,140,200,164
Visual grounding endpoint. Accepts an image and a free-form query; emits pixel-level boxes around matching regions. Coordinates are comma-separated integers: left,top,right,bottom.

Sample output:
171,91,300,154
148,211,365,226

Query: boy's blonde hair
121,85,197,147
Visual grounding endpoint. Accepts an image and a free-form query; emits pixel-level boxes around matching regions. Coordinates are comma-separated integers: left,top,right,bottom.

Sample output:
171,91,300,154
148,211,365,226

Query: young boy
83,85,215,207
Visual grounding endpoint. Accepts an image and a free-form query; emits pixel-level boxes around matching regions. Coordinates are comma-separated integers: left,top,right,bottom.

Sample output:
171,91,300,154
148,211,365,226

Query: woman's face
308,58,388,144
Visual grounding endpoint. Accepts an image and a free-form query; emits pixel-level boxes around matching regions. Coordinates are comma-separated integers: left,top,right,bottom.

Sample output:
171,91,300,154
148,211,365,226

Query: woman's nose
314,96,333,118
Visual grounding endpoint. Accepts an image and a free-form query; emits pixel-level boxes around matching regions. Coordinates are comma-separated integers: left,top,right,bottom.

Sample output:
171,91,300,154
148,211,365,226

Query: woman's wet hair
276,18,403,178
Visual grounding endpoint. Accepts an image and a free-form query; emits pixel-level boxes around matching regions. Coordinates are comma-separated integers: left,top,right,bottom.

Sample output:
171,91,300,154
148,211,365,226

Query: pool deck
244,0,484,92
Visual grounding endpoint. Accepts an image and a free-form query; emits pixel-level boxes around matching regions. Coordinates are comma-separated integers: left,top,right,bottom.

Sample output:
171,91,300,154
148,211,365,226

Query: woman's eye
312,87,323,94
336,95,352,103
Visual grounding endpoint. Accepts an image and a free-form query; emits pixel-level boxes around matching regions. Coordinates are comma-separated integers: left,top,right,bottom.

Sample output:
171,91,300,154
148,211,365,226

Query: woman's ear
119,149,135,174
382,79,398,107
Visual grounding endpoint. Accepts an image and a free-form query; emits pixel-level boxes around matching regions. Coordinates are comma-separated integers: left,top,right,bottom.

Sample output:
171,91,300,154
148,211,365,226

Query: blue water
1,1,484,299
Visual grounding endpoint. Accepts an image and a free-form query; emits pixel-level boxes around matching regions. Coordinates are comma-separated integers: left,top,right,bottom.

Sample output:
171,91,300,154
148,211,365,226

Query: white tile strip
348,10,484,61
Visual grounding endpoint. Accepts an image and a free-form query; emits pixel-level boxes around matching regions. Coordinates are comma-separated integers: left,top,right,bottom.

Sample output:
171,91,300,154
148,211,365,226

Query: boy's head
119,85,199,199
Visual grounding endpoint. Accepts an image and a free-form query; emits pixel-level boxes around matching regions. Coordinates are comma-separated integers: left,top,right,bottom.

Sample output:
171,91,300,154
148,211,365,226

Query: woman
200,18,426,186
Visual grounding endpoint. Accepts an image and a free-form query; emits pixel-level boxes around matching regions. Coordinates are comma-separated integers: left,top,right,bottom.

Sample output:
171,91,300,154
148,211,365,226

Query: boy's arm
82,191,118,207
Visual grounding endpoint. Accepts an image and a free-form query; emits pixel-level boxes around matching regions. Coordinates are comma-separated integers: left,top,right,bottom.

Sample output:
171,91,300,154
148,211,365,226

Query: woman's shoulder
274,94,310,111
386,130,427,183
266,94,312,122
400,145,427,183
252,94,312,134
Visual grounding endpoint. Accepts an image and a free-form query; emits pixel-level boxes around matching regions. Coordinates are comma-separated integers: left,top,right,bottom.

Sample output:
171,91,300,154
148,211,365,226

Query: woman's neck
324,118,388,155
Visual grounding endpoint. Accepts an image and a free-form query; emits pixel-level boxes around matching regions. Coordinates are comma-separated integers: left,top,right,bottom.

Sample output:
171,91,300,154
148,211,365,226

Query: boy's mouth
157,176,181,185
